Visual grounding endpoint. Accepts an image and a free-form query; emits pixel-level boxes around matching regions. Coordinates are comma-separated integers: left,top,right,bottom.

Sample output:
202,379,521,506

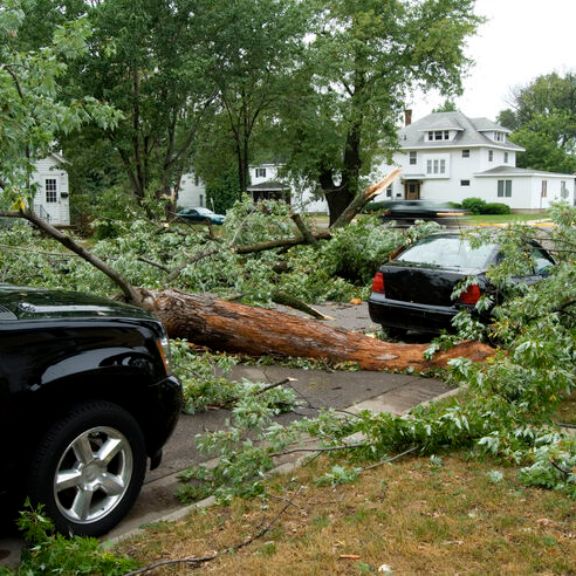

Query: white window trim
45,178,58,203
424,154,450,178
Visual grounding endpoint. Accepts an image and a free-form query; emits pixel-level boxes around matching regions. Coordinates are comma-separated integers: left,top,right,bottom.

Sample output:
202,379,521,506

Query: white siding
377,146,574,210
178,172,206,208
249,164,328,214
31,156,70,226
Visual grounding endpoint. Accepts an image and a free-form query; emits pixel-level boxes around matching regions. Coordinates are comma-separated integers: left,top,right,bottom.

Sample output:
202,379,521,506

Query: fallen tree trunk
141,289,494,371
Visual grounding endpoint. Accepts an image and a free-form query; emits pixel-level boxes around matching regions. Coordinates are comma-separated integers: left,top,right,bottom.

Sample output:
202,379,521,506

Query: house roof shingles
401,111,524,152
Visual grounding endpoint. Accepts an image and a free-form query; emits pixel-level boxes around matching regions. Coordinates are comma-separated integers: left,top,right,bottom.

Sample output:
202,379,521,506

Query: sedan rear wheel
28,401,146,537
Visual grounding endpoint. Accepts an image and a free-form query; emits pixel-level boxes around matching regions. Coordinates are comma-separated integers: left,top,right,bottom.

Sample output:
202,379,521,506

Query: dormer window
427,130,450,142
494,132,505,142
255,167,267,178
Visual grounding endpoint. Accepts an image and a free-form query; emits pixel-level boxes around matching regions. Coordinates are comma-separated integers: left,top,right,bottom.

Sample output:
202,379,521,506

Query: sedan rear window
396,237,497,269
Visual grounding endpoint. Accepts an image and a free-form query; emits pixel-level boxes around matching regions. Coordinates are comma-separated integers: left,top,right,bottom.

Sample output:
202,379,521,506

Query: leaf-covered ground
119,449,576,575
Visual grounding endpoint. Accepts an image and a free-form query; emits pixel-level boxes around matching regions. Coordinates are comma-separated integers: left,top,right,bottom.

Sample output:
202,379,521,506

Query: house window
461,180,470,186
386,185,393,198
494,132,504,142
426,155,448,176
462,149,470,158
427,130,450,142
199,194,204,207
409,151,417,165
561,181,569,199
255,167,267,178
541,180,548,198
504,152,509,163
497,180,512,198
194,174,200,187
488,150,494,162
45,179,57,203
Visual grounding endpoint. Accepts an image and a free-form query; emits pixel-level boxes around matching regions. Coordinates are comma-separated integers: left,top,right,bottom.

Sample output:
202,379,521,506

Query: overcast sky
410,0,576,122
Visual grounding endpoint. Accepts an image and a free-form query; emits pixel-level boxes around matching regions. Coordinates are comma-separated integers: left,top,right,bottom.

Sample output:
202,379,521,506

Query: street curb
103,379,461,549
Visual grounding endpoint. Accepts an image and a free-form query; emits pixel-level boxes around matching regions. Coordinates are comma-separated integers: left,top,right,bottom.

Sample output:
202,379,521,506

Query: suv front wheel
27,401,147,537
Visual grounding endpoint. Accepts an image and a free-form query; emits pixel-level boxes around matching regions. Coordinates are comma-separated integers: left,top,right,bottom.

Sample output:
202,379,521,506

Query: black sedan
368,233,554,336
379,200,466,227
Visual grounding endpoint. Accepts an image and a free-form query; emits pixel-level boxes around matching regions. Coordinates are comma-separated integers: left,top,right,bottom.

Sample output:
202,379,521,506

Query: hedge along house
31,153,70,225
380,111,575,210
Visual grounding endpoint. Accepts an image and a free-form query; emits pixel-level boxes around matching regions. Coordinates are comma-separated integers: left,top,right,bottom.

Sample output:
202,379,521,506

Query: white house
247,163,328,213
31,153,70,225
379,111,575,210
179,164,329,213
178,171,207,208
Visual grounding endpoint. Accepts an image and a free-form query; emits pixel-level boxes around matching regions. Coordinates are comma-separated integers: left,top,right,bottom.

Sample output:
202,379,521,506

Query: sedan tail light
458,283,482,305
372,271,385,294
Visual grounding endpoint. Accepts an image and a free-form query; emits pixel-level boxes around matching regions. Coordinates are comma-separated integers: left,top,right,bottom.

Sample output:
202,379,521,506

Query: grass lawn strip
118,450,576,575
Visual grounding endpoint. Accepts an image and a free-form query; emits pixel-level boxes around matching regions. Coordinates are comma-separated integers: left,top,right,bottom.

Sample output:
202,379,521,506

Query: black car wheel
27,401,147,537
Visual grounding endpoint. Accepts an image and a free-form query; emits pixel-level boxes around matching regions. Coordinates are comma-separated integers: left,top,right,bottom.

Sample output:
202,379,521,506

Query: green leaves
0,1,121,205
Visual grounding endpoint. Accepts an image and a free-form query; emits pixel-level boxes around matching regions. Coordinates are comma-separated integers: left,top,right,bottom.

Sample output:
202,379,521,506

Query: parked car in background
176,207,225,225
379,200,466,227
0,285,182,536
368,233,555,337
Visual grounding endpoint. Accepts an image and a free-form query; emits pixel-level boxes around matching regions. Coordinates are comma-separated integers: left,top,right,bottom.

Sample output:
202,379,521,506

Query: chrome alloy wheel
53,426,134,525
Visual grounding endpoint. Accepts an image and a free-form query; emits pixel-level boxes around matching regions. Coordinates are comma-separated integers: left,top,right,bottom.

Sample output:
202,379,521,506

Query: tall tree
61,0,215,210
498,72,576,174
198,0,307,195
280,0,482,224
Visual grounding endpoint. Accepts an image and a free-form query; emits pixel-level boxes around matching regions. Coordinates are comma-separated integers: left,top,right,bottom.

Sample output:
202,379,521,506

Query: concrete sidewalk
104,365,453,540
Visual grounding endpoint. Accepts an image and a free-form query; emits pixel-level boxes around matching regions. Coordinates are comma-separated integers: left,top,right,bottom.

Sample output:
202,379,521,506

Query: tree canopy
498,72,576,174
0,0,120,206
275,0,482,223
5,0,483,223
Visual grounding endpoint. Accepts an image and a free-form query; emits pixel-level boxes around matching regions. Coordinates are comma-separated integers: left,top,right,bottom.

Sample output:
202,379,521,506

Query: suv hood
0,285,154,322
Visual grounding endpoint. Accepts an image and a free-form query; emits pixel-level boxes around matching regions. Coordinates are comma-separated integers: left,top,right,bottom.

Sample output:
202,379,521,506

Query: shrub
364,201,391,213
461,198,511,215
462,197,487,214
482,202,511,215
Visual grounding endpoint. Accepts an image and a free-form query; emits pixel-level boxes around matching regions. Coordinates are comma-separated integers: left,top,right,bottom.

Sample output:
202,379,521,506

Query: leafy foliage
179,204,576,502
460,197,510,215
498,72,576,174
0,0,121,206
0,198,408,305
0,504,136,576
178,382,301,503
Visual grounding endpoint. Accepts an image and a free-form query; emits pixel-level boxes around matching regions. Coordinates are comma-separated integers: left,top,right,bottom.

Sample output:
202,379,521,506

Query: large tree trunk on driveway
141,289,494,371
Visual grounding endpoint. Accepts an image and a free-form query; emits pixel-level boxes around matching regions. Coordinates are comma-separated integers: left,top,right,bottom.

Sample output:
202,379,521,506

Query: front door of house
405,180,421,200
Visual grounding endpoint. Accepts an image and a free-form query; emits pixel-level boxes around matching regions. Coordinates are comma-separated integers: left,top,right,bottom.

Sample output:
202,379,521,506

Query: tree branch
122,488,302,576
331,168,402,229
0,210,142,304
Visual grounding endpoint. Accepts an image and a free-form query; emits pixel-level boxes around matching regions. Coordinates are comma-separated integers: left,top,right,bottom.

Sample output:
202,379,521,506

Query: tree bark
141,289,494,371
331,168,402,229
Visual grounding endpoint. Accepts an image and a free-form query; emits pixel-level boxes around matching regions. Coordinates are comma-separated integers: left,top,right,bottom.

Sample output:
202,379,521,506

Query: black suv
0,285,182,536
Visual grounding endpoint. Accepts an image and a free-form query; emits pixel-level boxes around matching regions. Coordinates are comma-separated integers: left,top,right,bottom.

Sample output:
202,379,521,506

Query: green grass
465,212,550,226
